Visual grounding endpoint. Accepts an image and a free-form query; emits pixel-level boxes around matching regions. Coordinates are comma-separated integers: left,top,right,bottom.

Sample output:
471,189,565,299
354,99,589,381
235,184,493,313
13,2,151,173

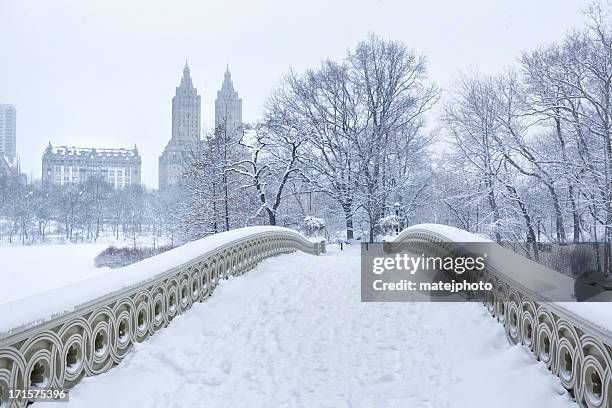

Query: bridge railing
392,224,612,408
0,226,324,408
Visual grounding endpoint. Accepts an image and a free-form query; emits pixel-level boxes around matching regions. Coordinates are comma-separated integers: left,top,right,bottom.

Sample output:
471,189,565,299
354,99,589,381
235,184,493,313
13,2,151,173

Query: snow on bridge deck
46,245,576,408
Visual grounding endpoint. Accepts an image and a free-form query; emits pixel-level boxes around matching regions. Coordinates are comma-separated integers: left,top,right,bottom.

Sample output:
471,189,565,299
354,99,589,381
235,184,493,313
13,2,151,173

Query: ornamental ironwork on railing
0,227,324,408
391,225,612,408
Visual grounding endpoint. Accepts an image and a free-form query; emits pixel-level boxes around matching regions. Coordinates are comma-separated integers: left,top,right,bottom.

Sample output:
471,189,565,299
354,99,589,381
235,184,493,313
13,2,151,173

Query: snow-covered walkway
49,246,576,408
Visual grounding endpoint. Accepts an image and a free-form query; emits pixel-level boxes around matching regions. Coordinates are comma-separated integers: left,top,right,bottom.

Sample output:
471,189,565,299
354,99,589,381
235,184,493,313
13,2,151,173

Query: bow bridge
0,225,610,407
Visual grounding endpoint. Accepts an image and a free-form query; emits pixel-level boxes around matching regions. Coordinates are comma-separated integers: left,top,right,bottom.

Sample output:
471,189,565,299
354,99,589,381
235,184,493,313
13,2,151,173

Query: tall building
42,143,141,189
215,66,243,139
159,62,202,189
0,104,16,160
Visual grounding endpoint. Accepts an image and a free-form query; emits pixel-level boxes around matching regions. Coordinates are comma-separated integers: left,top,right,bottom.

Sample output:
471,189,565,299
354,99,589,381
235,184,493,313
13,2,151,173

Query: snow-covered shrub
378,215,401,236
302,216,326,237
95,245,174,269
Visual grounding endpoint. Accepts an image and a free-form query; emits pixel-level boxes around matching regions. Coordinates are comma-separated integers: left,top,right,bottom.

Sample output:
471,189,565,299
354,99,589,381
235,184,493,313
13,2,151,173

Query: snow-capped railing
0,227,324,407
392,224,612,408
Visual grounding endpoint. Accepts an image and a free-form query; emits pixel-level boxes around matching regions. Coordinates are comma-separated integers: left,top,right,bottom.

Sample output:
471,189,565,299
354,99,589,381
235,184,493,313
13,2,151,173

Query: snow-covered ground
0,243,110,304
47,245,576,408
0,230,172,247
0,232,169,306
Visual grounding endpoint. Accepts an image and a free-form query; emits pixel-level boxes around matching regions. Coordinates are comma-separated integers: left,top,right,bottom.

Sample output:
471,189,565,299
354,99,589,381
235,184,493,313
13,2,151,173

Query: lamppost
394,202,401,235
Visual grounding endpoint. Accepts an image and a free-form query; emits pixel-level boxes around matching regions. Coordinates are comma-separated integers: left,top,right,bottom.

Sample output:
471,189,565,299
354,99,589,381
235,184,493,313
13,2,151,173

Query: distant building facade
0,104,16,160
159,62,201,189
42,143,141,189
215,66,243,139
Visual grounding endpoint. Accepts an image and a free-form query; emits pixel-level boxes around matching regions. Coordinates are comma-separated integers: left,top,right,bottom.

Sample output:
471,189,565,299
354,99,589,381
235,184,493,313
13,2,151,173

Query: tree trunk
486,186,502,243
548,187,566,244
267,209,277,226
342,203,354,240
223,173,230,232
569,185,580,243
506,184,538,261
368,213,376,243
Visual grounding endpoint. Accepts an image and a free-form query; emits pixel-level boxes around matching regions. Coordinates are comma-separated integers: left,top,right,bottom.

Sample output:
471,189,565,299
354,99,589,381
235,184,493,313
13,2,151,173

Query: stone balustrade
392,226,612,408
0,228,324,407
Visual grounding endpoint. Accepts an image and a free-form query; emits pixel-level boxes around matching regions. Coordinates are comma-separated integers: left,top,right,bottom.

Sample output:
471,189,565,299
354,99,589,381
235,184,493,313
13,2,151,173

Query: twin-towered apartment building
40,63,242,189
158,62,242,189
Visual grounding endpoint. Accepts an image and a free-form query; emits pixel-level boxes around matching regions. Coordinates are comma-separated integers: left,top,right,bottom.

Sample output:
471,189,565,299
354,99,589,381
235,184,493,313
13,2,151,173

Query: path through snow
49,246,576,408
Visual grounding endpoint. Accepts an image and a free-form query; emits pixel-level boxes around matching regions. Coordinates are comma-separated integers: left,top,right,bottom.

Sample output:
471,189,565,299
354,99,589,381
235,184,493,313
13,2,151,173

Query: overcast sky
1,0,591,187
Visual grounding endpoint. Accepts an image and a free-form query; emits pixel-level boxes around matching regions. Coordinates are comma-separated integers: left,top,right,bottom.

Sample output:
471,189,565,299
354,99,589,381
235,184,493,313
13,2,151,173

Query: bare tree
228,124,304,226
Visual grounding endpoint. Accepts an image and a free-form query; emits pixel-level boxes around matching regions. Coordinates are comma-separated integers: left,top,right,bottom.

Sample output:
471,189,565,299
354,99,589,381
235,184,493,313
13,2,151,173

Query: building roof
180,61,194,89
44,144,140,159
